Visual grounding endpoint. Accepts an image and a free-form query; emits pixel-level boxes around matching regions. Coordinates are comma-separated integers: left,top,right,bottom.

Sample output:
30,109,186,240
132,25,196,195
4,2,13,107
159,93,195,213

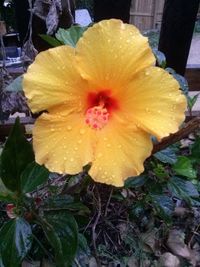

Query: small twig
92,186,102,267
104,188,113,217
152,117,200,154
188,223,200,248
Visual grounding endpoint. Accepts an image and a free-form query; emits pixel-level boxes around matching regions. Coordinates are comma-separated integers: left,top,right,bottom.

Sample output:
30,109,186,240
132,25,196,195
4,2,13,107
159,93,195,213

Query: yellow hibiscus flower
23,19,187,187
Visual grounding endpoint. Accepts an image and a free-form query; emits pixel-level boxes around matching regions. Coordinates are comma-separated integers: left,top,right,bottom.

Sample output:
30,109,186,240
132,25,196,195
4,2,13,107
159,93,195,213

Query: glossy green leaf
73,234,91,267
125,175,148,188
5,76,23,92
173,156,197,179
191,137,200,163
21,162,49,193
0,118,34,192
188,94,199,110
150,194,174,222
43,195,90,214
39,34,62,47
41,211,78,267
55,25,88,47
0,218,32,267
153,49,166,68
168,176,199,203
0,178,15,202
154,147,177,164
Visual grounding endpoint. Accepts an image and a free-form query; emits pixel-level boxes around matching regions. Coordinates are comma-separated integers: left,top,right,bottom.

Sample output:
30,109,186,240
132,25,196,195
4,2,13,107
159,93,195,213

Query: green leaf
153,49,166,68
0,218,32,267
168,176,199,203
125,175,148,188
41,211,78,267
190,137,200,163
0,178,15,202
173,73,189,96
55,25,88,47
43,195,90,214
20,162,49,193
150,194,174,222
0,118,34,192
188,94,199,110
173,156,197,179
73,234,91,267
154,147,177,164
5,76,23,92
39,34,62,47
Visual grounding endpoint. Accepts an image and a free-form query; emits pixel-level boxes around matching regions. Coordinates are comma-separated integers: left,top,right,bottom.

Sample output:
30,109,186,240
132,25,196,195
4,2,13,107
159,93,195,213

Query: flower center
85,105,109,130
85,90,119,130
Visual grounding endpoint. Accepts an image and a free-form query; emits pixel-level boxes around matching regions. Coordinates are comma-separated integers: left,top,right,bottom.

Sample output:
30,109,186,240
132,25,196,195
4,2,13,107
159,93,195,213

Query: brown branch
152,117,200,154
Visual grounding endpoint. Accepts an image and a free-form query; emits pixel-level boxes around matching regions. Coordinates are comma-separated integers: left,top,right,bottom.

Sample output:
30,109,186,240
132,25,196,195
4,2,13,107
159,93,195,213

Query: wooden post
158,0,200,75
94,0,132,23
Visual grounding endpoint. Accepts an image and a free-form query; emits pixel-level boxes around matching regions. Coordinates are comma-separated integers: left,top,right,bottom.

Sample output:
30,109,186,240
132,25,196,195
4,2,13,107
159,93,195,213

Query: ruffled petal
121,67,187,139
23,45,88,113
33,111,95,174
76,19,155,91
89,117,153,187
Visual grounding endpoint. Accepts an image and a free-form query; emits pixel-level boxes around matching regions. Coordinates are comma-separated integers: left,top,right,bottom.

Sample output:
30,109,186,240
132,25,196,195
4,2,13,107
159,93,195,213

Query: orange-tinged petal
33,111,95,174
23,45,88,113
76,19,155,91
89,117,153,187
121,67,187,139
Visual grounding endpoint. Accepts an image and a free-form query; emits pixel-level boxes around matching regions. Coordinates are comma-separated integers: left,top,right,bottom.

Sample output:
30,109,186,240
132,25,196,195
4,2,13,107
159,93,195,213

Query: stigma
85,105,109,130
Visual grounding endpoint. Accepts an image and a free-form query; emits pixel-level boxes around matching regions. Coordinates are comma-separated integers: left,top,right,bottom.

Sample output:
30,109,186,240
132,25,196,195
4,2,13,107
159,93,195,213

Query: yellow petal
23,45,88,113
89,117,153,187
33,111,95,174
122,67,187,139
76,19,155,90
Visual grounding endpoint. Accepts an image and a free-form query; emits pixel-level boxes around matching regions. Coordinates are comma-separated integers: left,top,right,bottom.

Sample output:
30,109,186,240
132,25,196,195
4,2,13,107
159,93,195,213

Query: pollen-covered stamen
85,106,109,130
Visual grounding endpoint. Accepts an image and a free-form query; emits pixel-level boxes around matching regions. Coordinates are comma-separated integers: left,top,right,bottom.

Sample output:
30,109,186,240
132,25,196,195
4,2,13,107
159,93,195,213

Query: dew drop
118,144,122,149
97,153,103,158
70,158,74,162
78,139,82,144
67,125,72,131
74,147,78,151
145,71,150,76
64,157,67,160
107,143,111,147
50,128,55,132
80,129,85,135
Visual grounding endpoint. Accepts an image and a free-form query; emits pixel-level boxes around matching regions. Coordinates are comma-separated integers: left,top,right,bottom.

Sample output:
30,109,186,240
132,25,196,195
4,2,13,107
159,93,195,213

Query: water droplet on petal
67,126,72,131
80,129,85,135
70,158,74,162
107,143,111,148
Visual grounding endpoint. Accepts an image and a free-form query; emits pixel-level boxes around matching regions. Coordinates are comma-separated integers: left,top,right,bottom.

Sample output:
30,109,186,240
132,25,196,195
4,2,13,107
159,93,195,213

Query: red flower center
85,90,119,130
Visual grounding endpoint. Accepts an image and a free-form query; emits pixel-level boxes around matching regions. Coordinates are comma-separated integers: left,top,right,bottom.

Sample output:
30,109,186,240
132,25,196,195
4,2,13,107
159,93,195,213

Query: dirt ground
187,35,200,64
